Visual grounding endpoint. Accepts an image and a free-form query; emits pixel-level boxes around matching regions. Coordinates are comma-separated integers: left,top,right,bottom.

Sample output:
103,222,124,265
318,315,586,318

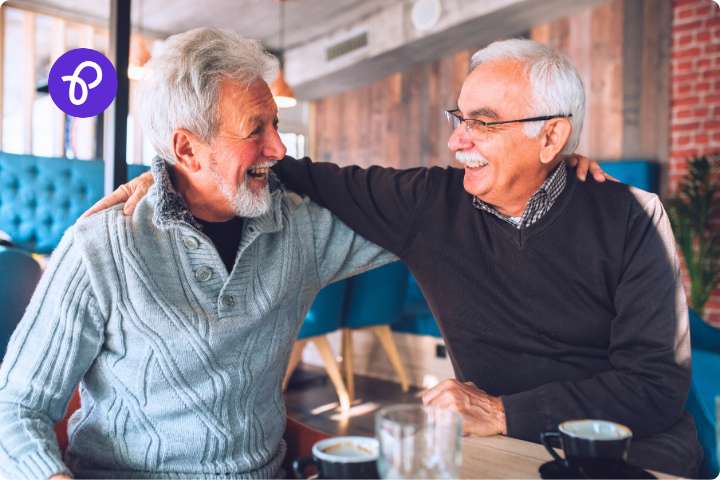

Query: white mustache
250,160,278,170
455,151,489,165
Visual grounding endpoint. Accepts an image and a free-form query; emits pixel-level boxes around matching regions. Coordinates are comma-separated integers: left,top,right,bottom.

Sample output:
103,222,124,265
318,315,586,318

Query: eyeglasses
445,110,572,142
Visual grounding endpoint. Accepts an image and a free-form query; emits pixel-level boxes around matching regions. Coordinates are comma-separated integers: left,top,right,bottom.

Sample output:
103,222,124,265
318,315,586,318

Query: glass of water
375,404,463,479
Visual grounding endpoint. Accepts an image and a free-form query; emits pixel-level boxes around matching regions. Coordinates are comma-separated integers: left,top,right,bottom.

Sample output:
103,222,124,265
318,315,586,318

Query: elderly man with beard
94,38,703,477
0,28,396,480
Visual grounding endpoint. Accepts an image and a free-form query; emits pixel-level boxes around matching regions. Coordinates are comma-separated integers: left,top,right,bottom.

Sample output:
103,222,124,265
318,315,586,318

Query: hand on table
422,379,507,436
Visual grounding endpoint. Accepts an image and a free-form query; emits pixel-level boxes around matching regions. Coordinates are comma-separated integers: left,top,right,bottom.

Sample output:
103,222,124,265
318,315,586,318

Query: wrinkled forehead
217,79,278,126
458,59,533,118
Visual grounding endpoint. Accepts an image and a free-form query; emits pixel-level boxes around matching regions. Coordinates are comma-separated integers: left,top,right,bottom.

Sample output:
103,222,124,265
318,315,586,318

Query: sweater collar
150,156,284,234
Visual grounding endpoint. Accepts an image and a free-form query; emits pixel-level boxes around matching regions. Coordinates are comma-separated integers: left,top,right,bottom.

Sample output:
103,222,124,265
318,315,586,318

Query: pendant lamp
128,0,150,80
270,0,297,108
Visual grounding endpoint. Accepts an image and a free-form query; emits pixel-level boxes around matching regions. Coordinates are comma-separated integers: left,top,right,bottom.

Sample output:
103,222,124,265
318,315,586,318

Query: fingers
123,182,149,216
422,379,460,406
574,155,591,181
79,185,132,219
80,197,113,219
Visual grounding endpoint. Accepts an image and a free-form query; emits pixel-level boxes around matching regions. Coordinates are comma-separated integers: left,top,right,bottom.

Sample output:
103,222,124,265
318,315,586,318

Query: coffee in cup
293,436,379,479
540,419,632,479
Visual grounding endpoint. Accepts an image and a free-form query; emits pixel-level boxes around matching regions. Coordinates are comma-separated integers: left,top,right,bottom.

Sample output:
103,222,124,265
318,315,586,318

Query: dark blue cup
540,419,632,479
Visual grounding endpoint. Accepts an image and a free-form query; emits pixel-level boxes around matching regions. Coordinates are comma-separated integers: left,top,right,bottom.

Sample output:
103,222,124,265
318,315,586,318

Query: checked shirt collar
472,160,567,229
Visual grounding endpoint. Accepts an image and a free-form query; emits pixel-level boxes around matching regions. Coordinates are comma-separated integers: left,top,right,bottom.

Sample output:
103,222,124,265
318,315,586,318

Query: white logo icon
61,61,103,106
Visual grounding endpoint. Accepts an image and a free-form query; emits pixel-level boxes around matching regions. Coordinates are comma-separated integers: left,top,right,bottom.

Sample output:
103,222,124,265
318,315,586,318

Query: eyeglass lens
446,111,487,141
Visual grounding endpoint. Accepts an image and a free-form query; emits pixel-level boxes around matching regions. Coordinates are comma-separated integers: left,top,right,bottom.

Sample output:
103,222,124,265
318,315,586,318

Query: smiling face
449,59,557,217
207,79,286,216
177,78,287,221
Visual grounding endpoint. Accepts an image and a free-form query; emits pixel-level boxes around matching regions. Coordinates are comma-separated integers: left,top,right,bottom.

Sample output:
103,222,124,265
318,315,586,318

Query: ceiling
7,0,407,50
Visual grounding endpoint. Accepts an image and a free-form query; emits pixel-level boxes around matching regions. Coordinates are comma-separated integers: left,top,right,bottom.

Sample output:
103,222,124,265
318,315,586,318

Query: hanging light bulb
128,34,151,80
128,0,150,80
270,0,297,108
271,69,297,108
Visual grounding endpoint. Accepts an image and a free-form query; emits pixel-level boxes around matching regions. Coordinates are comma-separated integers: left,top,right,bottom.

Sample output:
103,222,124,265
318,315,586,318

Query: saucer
539,460,657,479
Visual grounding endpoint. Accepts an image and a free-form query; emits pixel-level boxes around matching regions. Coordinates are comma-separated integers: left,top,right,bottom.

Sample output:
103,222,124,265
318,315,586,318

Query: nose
264,128,288,160
448,124,474,152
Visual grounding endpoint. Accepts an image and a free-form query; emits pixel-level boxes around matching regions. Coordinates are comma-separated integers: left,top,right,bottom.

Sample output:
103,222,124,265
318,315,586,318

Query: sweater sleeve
273,157,429,256
501,194,692,442
304,197,398,288
0,229,106,480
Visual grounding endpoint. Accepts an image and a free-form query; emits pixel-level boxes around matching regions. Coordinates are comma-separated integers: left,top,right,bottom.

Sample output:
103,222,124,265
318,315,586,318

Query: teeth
249,167,269,174
464,160,488,168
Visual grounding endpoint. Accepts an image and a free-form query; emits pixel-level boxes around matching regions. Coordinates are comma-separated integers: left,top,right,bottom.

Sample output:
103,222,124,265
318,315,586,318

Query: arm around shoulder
273,157,430,254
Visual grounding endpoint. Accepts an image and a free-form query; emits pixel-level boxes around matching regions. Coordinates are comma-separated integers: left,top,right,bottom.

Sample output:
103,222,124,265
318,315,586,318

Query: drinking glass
375,404,463,479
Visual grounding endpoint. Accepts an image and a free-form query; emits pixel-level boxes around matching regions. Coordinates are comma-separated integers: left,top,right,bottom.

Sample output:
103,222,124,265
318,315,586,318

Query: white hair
136,27,279,162
470,39,585,155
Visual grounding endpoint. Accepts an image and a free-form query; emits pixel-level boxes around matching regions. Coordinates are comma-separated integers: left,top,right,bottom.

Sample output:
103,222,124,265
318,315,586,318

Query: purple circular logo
49,48,118,118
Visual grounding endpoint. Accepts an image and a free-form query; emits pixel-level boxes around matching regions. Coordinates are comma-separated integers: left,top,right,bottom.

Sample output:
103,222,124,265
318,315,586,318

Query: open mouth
247,166,271,181
463,160,488,169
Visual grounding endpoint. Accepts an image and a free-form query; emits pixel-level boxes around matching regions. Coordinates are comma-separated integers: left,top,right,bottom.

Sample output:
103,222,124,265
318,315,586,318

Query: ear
171,129,203,173
539,118,572,165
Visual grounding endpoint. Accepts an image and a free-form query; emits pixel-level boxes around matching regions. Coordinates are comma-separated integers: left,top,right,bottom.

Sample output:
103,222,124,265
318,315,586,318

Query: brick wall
669,0,720,325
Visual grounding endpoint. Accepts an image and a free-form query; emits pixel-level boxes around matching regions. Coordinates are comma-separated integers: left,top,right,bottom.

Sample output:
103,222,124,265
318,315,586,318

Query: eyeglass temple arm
485,114,573,126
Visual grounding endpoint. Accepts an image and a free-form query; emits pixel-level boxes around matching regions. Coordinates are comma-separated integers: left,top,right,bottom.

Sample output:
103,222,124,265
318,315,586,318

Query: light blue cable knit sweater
0,157,395,479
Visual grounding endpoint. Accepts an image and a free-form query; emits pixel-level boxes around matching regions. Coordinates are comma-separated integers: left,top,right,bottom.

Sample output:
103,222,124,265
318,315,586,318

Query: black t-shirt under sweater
271,157,701,477
194,216,243,273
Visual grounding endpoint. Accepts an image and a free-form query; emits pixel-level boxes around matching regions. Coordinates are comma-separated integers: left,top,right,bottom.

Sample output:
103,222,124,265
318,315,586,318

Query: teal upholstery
689,309,720,422
598,160,659,194
684,381,719,479
342,262,409,329
0,152,149,254
394,271,442,338
0,246,42,360
297,279,349,339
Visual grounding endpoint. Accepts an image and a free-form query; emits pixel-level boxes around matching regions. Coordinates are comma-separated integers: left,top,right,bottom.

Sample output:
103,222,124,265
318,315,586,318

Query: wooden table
460,435,675,479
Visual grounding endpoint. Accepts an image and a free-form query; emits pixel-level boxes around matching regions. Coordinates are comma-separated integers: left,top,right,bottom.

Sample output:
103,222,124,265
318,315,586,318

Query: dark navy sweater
273,157,701,475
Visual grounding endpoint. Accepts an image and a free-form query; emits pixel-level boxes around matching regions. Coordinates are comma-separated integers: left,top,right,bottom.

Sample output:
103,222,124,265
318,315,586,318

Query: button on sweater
0,157,395,479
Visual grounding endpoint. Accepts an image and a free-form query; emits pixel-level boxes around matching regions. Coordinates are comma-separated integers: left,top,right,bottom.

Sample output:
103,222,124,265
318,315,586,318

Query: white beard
209,159,272,218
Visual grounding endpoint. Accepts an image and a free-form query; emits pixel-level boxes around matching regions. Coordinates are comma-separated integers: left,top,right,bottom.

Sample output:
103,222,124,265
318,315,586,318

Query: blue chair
598,160,660,194
688,309,720,422
283,279,351,411
340,261,410,402
0,246,42,360
684,381,719,479
0,152,150,254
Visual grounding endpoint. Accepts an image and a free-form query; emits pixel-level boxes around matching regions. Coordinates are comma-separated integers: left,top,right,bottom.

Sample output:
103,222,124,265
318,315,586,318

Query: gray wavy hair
136,27,279,162
470,39,585,155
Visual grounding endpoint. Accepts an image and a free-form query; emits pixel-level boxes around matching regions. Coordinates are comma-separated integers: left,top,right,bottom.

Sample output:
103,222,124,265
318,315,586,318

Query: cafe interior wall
667,0,720,327
301,0,720,383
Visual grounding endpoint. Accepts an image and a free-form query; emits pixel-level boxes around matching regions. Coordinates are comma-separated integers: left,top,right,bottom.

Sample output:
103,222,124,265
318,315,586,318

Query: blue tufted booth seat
0,152,149,254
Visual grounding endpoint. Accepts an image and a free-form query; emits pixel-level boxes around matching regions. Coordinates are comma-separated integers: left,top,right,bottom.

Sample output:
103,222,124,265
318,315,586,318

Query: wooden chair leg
341,328,355,404
283,338,309,391
311,336,351,411
374,325,409,393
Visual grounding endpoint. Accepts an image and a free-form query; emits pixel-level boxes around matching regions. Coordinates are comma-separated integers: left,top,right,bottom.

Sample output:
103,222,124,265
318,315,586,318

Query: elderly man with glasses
88,39,700,477
273,39,700,477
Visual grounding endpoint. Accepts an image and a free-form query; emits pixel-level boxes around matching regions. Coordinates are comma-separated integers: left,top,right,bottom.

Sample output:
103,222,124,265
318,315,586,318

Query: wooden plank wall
314,50,469,169
312,0,670,169
531,0,671,163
